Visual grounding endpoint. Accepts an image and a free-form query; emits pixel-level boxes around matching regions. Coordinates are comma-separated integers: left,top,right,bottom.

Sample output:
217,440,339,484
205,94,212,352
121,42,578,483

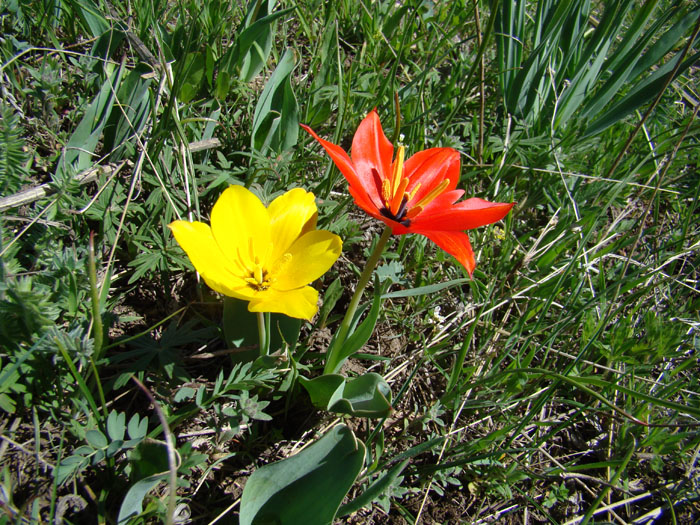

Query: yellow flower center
243,253,292,292
379,145,449,226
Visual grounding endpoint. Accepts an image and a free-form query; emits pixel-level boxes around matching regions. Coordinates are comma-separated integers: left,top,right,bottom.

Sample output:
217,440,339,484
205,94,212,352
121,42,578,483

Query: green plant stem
88,233,103,361
391,91,401,145
56,340,105,425
257,312,268,356
324,226,392,375
88,357,109,421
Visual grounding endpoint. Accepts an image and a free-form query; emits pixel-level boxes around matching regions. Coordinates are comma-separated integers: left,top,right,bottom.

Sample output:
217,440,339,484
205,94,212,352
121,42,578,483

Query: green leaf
106,440,125,458
55,455,90,485
215,5,295,97
239,0,276,82
579,2,668,120
505,1,577,118
299,374,344,408
239,424,365,525
318,277,343,328
107,410,126,441
55,60,125,179
178,52,207,103
127,413,148,441
0,393,16,413
299,373,392,418
74,0,109,37
102,64,152,161
337,459,410,517
174,386,197,403
85,429,108,449
223,296,260,357
584,49,700,137
129,439,177,480
628,6,700,81
223,297,301,362
382,278,470,299
495,0,525,112
251,48,299,155
326,292,381,374
117,473,168,524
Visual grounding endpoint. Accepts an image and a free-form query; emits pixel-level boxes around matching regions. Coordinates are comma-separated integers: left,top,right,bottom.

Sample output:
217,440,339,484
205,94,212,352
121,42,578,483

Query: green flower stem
257,312,268,356
88,233,103,361
324,226,392,375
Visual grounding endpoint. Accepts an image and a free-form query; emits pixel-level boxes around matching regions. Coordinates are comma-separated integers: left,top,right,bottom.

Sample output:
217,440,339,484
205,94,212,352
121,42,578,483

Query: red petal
348,185,386,221
403,148,461,201
351,110,394,191
301,123,380,212
412,199,514,231
420,230,476,275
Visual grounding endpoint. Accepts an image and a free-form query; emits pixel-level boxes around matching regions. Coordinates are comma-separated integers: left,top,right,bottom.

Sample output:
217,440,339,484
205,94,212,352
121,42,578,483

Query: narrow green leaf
581,6,679,119
251,48,299,155
318,276,343,328
55,60,125,179
555,38,613,128
327,292,381,374
178,52,206,103
382,278,469,299
239,0,276,82
73,0,109,37
337,459,410,517
584,50,700,137
215,5,296,96
629,6,700,80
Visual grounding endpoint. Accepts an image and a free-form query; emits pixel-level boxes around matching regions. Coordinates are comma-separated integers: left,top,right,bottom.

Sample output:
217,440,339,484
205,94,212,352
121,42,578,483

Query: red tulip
301,110,514,275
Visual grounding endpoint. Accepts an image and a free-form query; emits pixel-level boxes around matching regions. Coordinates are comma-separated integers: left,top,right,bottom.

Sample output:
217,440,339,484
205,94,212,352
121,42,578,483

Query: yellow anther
254,264,264,285
390,146,405,198
407,183,421,202
390,177,410,216
381,179,392,205
412,179,450,211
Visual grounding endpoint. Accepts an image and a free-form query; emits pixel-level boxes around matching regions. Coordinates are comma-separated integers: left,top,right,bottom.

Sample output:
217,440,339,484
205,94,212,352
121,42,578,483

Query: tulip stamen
413,179,449,210
407,183,420,202
246,264,271,291
389,177,410,216
381,179,392,204
390,146,405,198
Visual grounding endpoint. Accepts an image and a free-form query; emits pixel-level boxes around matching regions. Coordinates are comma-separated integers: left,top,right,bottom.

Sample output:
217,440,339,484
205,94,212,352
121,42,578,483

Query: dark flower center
379,195,410,227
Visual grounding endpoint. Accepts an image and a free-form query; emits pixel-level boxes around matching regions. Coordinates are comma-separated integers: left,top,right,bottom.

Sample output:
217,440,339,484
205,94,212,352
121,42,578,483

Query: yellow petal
248,286,319,320
268,188,318,261
273,230,342,291
169,221,255,300
210,185,272,269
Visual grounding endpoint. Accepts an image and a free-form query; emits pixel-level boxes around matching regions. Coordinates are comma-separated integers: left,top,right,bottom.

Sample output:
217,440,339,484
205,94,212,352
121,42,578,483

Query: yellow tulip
170,186,342,320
